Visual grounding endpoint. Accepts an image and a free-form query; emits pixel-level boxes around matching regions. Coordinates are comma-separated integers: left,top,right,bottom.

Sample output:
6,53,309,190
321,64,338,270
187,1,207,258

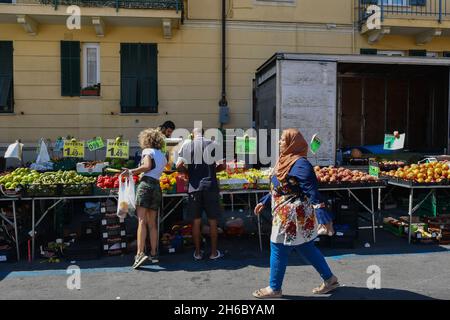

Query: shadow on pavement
282,286,437,300
1,229,449,281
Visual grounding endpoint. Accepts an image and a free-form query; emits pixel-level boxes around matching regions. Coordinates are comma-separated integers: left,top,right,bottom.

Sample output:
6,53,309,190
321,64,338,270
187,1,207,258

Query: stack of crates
100,199,127,256
331,198,359,248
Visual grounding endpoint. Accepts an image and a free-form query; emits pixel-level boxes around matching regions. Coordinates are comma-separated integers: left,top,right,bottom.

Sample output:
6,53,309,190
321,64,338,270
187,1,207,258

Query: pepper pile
96,174,139,189
160,172,177,192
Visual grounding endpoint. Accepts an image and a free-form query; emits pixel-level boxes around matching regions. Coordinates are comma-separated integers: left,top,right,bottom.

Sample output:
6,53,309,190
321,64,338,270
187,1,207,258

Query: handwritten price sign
63,141,85,158
106,140,129,159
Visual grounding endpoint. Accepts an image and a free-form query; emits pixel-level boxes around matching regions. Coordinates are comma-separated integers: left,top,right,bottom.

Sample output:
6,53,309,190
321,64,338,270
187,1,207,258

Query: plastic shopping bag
36,139,50,164
117,173,136,219
4,140,24,161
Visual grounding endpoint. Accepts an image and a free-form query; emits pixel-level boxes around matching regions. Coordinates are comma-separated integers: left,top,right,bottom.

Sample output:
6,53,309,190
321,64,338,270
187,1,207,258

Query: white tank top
141,148,167,180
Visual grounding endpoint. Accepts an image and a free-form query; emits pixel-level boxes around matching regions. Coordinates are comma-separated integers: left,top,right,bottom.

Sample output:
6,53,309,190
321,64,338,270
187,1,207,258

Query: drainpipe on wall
219,0,230,130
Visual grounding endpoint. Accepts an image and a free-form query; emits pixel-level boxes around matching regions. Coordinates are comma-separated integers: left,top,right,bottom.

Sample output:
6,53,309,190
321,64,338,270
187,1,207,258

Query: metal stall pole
157,207,161,256
408,188,414,244
378,187,382,211
255,193,262,252
31,199,35,262
371,188,376,243
12,200,20,261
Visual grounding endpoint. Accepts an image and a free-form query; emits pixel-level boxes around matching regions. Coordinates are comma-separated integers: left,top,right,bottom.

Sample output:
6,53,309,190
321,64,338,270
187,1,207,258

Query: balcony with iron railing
358,0,450,26
358,0,450,43
0,0,183,37
1,0,182,11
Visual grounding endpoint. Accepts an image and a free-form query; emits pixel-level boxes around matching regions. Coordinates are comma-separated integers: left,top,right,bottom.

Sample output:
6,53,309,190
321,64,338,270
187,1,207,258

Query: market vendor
158,121,176,139
252,128,339,299
176,128,226,261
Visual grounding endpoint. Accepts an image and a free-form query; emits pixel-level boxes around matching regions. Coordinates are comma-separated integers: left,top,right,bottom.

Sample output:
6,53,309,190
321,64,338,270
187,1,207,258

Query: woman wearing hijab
252,128,339,298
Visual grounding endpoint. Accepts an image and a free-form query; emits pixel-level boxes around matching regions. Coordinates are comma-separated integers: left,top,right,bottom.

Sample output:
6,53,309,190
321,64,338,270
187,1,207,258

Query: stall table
386,180,450,243
2,181,386,261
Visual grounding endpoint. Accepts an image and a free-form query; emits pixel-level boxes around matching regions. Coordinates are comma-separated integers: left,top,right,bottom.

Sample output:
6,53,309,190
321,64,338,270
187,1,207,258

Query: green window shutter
360,48,377,55
0,76,12,109
61,41,80,97
139,43,158,113
120,43,158,113
120,43,139,112
0,41,13,112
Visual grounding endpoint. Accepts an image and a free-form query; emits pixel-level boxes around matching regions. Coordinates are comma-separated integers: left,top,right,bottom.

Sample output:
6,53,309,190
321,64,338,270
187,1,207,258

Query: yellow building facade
1,0,450,144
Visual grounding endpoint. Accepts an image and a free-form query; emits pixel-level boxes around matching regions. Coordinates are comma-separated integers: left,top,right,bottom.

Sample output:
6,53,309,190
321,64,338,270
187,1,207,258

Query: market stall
0,163,390,262
381,160,450,244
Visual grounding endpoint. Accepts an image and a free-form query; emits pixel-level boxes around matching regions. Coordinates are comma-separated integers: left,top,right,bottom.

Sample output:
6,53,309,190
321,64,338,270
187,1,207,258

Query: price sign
63,140,85,158
384,133,405,150
87,137,105,151
235,137,257,155
106,139,129,159
310,134,322,154
369,159,380,178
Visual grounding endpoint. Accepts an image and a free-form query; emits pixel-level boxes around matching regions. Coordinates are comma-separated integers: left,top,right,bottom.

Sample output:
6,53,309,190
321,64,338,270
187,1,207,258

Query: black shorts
187,190,222,221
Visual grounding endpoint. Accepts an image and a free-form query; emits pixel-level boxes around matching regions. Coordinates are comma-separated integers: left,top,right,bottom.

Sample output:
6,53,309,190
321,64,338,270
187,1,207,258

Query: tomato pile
96,173,139,189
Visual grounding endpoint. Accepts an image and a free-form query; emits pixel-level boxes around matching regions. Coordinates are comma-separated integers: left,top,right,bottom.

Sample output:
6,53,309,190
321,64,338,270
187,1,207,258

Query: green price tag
310,134,321,154
369,160,380,178
235,137,257,155
63,140,85,158
369,166,380,178
87,137,105,151
106,139,129,159
383,135,396,150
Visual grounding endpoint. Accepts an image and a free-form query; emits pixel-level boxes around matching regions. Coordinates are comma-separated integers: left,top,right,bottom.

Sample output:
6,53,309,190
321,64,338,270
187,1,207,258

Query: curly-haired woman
125,128,167,269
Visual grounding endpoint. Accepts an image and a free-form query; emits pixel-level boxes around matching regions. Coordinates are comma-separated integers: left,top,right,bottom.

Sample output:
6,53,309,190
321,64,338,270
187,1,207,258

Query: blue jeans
269,241,333,291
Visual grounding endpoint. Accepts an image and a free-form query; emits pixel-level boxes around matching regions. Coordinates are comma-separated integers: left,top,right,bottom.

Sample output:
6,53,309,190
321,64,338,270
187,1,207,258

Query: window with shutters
0,41,13,113
60,41,81,97
120,43,158,114
81,43,100,96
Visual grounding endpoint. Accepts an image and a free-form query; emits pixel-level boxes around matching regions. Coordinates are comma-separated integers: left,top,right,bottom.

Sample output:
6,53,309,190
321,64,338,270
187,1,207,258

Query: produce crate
101,214,125,226
0,185,22,198
94,186,117,196
102,227,126,238
318,180,386,189
404,223,428,235
0,247,15,263
383,219,406,237
60,183,93,196
76,162,108,174
387,176,449,187
53,158,78,171
162,184,177,194
219,178,248,191
22,184,59,197
256,178,270,190
103,242,126,252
